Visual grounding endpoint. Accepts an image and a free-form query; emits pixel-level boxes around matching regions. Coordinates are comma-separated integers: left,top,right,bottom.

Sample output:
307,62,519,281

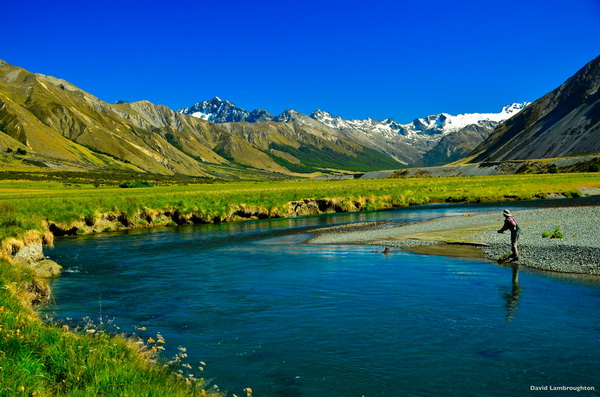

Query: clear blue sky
3,0,599,122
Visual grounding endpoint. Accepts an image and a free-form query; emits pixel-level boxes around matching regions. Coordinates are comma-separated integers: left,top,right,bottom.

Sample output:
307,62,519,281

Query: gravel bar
308,206,600,276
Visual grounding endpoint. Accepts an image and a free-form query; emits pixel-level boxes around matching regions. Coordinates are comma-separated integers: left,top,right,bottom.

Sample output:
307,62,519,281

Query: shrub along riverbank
1,172,599,395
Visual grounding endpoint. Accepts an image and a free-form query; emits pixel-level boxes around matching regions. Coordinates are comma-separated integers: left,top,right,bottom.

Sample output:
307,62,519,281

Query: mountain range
178,98,528,166
0,55,598,179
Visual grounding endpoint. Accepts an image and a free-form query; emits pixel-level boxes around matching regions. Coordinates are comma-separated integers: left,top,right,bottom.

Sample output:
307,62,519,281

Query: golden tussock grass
2,238,24,257
23,230,41,246
42,230,54,247
0,251,11,263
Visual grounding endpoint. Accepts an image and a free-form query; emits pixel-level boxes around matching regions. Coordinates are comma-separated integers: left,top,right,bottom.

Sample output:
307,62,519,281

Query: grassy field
2,173,600,243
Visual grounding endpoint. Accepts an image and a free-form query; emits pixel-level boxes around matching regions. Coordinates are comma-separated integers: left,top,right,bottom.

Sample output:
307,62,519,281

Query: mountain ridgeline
0,55,598,180
470,55,600,162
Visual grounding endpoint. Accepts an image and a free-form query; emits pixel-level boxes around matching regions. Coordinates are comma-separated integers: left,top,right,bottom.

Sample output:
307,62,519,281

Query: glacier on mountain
310,102,529,138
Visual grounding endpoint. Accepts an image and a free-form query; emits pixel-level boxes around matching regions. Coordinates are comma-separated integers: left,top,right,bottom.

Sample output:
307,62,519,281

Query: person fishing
498,209,520,261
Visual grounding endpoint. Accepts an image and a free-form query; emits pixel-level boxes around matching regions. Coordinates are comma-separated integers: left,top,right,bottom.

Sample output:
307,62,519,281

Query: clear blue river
45,202,600,396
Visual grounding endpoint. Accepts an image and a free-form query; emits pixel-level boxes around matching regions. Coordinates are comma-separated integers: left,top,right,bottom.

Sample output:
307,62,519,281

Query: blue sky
3,0,599,122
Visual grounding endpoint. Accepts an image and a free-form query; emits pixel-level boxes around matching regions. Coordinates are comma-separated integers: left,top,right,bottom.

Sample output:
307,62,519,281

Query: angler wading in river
498,209,521,261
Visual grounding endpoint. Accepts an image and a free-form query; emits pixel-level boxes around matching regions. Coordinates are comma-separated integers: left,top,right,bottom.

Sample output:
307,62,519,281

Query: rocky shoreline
308,204,600,276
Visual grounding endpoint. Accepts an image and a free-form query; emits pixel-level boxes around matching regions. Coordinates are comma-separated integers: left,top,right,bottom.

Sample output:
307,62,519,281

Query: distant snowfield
191,111,211,121
437,103,529,133
311,102,530,138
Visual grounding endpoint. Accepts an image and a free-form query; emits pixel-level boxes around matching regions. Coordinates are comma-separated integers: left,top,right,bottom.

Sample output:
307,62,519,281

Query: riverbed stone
13,242,45,264
27,259,63,277
12,241,62,276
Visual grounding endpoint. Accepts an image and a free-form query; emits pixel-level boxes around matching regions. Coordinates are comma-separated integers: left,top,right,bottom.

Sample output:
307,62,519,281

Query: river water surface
46,203,600,396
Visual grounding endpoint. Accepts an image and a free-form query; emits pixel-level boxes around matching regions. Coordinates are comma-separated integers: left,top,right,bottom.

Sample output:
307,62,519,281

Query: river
45,202,600,396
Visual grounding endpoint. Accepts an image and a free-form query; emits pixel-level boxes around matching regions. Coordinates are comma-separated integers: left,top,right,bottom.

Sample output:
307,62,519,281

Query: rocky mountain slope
470,55,600,162
415,122,498,166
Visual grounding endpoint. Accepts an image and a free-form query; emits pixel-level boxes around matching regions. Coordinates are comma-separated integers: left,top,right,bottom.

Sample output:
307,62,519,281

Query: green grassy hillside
0,61,405,178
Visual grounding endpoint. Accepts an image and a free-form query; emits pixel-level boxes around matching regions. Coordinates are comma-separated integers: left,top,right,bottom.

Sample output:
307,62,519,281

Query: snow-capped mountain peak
310,109,347,128
502,102,528,114
177,97,246,122
178,98,529,166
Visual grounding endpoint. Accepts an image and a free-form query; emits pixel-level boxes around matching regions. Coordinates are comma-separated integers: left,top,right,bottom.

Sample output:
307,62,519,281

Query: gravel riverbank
308,205,600,276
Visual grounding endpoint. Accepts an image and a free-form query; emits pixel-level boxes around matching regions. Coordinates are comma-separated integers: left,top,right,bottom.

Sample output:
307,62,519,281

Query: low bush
542,225,565,239
119,181,154,188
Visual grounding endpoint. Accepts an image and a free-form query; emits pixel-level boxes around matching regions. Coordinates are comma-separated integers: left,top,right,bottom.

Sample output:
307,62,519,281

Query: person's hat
502,209,512,216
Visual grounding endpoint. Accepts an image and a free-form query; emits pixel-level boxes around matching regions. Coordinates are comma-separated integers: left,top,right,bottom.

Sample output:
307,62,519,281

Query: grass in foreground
0,259,226,397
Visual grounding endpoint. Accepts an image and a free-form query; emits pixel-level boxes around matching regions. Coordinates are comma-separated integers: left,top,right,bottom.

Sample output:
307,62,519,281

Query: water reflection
501,264,522,321
512,263,520,285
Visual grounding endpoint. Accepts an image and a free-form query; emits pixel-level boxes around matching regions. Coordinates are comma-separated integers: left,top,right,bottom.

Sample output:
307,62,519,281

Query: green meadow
2,173,600,242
